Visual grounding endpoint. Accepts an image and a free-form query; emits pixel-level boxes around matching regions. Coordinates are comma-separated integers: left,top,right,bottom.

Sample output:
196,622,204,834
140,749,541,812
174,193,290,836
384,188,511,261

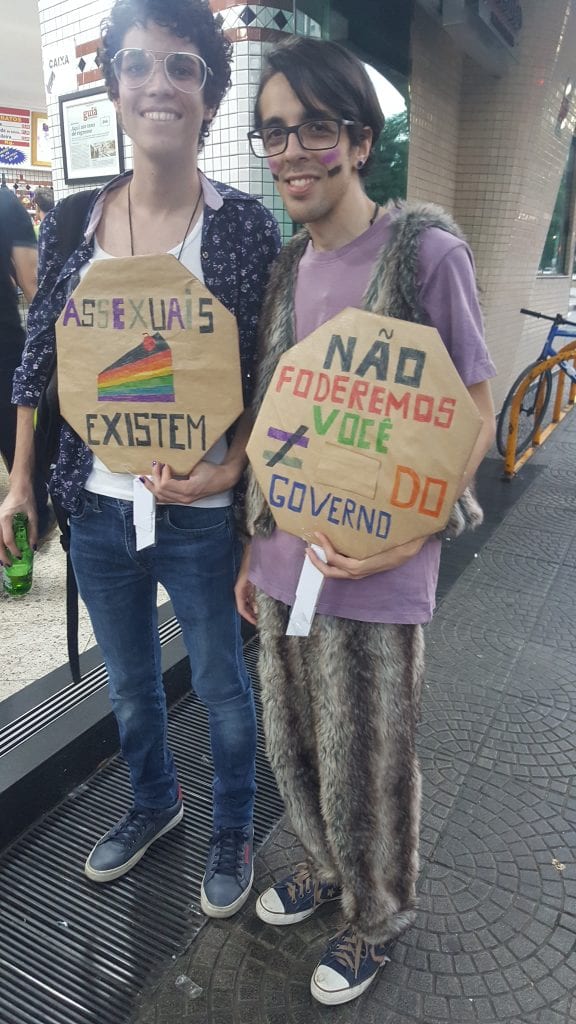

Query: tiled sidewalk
132,415,576,1024
0,461,168,701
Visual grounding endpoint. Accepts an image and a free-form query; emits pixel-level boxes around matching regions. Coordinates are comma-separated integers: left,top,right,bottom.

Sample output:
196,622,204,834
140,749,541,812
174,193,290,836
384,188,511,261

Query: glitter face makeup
319,148,341,165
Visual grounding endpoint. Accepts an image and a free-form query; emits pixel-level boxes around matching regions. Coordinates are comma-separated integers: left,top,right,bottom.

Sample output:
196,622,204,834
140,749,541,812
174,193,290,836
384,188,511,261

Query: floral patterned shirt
12,171,281,513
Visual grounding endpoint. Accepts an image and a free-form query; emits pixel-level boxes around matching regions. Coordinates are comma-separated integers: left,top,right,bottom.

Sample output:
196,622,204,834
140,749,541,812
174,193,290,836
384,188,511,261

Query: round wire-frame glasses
112,48,212,94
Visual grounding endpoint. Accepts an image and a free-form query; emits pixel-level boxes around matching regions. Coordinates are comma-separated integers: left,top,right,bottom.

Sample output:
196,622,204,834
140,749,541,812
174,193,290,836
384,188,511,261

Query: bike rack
503,342,576,478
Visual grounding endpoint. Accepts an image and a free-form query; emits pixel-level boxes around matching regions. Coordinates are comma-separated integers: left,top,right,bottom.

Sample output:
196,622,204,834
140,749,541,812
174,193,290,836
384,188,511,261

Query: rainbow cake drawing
97,332,175,403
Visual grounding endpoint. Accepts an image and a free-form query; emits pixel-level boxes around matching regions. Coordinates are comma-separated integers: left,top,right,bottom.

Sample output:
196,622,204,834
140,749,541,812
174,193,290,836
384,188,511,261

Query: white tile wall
201,38,292,235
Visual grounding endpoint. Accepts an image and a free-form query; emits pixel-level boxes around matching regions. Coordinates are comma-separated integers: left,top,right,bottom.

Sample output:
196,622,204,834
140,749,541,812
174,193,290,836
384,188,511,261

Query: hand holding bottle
2,514,34,597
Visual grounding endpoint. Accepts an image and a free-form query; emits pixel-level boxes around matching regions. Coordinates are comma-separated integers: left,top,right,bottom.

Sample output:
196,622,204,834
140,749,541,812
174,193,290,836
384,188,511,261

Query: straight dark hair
253,37,385,177
100,0,232,145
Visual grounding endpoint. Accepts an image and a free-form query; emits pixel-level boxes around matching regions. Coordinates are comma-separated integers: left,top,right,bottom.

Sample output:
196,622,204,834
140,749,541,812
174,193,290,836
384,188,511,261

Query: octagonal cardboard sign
246,308,482,558
56,254,243,475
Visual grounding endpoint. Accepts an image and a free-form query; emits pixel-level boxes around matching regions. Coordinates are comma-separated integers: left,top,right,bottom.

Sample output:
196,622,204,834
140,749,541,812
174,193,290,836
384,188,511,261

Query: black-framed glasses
112,48,212,94
247,118,358,158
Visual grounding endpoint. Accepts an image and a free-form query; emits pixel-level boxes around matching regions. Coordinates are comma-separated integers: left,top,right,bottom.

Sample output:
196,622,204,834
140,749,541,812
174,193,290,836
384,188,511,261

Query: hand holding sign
247,308,482,559
142,456,235,504
306,531,429,579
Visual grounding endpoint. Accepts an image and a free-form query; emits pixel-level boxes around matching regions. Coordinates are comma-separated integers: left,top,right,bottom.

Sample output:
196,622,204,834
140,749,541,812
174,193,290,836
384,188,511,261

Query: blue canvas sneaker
256,863,342,925
200,825,254,919
84,795,183,883
310,926,393,1005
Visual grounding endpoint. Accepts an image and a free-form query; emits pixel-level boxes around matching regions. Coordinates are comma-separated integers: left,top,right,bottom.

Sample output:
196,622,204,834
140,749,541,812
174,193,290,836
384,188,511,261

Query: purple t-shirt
249,210,496,624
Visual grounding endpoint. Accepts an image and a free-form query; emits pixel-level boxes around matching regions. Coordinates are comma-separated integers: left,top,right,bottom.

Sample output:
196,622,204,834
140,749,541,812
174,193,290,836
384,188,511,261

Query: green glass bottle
2,513,34,597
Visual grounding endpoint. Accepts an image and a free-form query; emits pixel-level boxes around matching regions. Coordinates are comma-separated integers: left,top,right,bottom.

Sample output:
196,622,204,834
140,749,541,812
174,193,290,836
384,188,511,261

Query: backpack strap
50,499,81,685
42,188,98,684
54,188,100,260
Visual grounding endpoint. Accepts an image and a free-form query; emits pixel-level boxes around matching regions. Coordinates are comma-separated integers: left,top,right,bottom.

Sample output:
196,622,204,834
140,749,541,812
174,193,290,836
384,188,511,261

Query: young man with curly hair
1,0,280,914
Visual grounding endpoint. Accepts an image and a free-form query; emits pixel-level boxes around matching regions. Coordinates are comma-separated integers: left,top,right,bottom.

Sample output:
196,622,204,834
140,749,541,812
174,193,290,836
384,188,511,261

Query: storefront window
539,135,576,275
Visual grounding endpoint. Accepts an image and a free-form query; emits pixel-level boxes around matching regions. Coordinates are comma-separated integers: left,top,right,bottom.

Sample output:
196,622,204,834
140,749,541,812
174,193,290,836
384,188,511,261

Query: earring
357,159,365,169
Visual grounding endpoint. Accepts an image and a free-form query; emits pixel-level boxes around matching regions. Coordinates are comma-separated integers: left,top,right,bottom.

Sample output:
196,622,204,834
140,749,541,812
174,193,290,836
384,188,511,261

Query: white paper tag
286,543,327,637
133,478,157,550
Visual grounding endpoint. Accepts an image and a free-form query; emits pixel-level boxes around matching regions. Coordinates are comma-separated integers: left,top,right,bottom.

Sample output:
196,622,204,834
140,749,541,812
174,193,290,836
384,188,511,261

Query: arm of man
234,540,258,625
460,379,496,491
0,205,66,556
0,406,37,558
11,244,37,303
1,187,38,302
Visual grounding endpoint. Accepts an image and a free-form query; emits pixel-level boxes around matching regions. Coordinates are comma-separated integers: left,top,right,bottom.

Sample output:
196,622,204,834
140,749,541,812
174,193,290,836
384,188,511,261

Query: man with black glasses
236,36,496,1006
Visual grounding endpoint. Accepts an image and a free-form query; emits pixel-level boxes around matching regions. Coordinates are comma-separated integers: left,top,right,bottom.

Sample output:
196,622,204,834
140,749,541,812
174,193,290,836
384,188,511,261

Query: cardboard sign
247,308,482,558
56,255,244,474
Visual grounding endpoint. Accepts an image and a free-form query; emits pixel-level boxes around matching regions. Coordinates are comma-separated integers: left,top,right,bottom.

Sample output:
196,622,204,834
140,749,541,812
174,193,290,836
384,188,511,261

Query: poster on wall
31,112,51,167
59,87,124,185
0,107,31,169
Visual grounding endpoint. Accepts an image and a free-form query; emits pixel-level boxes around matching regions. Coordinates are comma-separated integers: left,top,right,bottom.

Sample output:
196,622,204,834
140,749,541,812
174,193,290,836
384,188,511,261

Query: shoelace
108,809,154,845
286,862,314,903
209,828,245,878
286,863,339,906
330,928,391,977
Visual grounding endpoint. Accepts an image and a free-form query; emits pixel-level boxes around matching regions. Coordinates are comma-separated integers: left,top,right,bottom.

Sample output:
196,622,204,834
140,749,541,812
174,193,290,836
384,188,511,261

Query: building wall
200,1,325,239
409,1,576,407
37,0,576,406
408,13,463,211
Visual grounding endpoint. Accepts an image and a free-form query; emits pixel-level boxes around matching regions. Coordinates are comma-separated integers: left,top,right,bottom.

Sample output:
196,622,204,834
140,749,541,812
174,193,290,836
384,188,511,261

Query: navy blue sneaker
200,826,253,919
256,863,341,925
84,795,183,883
310,926,393,1005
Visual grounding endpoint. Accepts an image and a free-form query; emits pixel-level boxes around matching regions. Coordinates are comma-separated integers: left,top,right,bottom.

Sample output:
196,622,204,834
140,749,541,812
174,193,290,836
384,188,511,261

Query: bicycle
496,307,576,456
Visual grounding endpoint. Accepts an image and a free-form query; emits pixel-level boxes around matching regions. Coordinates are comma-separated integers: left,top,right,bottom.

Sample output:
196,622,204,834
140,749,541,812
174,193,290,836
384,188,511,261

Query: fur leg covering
256,593,340,883
256,591,425,944
442,484,484,540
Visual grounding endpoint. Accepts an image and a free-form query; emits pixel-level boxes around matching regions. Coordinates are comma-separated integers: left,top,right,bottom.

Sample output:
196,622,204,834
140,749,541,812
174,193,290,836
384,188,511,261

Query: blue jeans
69,492,256,829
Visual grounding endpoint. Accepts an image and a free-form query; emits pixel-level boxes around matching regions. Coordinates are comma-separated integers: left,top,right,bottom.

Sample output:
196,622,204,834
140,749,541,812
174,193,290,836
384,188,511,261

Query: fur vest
245,201,484,540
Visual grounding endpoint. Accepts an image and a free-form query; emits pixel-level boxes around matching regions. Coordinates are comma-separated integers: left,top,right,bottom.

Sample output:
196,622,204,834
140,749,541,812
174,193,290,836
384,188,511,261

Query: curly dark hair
100,0,232,144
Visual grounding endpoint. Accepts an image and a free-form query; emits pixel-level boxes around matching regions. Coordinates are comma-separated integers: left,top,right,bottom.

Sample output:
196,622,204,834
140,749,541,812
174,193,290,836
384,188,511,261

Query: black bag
34,189,98,684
